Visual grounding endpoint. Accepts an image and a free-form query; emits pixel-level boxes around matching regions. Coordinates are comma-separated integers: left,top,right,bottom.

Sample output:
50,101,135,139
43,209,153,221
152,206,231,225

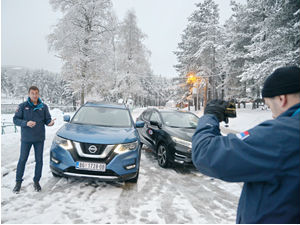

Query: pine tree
241,0,300,96
220,1,252,100
114,10,152,104
174,0,221,101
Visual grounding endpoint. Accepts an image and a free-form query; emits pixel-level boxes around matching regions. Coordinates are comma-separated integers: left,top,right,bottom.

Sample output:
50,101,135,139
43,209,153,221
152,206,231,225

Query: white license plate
75,162,106,172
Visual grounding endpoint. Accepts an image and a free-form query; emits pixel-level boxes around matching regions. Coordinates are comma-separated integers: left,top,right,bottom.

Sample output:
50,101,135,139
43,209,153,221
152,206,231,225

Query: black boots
13,181,42,193
13,181,22,193
33,181,42,192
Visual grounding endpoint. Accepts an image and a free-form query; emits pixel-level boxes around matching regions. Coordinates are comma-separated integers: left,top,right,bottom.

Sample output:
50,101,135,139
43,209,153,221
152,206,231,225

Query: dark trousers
16,141,44,182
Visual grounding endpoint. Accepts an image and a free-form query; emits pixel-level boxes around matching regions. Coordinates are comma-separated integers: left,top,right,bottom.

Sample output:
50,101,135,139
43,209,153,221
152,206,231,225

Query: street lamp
185,72,209,111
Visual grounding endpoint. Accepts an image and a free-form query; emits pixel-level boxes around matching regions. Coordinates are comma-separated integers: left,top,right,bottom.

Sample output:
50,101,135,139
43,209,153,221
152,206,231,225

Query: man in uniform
192,66,300,223
13,86,55,193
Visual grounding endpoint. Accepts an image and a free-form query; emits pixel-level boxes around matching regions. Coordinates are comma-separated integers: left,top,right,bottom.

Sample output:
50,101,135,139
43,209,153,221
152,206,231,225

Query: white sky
1,0,246,77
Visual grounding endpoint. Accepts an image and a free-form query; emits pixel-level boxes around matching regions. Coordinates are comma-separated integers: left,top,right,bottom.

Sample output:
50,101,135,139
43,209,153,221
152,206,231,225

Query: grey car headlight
171,136,192,148
114,141,138,154
54,135,73,150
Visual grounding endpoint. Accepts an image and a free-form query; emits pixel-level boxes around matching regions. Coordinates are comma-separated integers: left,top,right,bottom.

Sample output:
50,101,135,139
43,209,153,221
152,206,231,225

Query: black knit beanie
262,66,300,98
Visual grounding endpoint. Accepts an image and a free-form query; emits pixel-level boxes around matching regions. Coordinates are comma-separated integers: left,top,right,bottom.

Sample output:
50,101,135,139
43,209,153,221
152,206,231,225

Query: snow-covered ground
1,106,273,223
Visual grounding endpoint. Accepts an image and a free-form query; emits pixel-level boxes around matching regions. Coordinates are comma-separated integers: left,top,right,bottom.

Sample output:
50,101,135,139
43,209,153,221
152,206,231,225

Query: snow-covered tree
241,0,300,97
1,69,9,97
220,1,253,100
111,10,153,104
175,0,299,103
1,66,73,105
174,0,221,101
48,0,116,105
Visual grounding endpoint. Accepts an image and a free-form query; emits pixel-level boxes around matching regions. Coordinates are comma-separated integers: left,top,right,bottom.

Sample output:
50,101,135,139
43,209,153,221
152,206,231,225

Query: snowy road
2,146,241,224
1,106,272,223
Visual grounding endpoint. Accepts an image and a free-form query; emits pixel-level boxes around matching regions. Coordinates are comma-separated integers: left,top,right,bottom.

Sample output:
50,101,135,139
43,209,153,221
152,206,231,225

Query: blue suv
50,102,144,183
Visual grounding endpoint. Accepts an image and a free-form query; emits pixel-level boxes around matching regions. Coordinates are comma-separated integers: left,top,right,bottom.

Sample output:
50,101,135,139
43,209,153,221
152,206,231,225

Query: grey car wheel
157,144,169,168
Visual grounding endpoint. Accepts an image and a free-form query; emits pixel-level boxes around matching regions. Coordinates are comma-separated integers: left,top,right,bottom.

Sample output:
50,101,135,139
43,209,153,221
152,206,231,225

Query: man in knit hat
192,66,300,223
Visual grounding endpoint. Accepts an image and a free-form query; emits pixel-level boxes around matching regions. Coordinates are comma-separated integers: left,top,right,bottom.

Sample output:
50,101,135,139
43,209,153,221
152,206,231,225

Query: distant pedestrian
192,66,300,223
13,86,55,193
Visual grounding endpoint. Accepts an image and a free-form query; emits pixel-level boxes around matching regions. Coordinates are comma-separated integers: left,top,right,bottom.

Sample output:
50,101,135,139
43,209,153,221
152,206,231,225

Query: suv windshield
71,106,132,127
160,112,198,128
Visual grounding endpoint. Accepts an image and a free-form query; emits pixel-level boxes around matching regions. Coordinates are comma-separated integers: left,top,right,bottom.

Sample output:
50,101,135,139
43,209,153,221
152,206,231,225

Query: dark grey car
136,108,198,168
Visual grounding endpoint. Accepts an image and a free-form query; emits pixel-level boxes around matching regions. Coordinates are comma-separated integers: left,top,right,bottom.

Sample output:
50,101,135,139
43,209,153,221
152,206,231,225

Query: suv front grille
66,146,118,164
73,141,115,159
80,143,107,155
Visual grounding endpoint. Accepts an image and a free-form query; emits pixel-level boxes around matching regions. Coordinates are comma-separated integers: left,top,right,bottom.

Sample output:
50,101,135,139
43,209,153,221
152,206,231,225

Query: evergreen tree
174,0,221,101
113,10,152,104
175,0,299,103
241,0,300,98
221,1,253,100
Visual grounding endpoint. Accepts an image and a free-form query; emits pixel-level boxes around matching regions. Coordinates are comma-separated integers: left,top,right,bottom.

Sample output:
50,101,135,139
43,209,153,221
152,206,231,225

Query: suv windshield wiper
167,125,183,128
168,125,196,129
71,122,131,127
71,122,85,125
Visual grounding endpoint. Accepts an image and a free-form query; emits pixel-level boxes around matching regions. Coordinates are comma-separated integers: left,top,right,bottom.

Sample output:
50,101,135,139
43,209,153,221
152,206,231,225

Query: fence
2,122,18,135
1,104,76,135
1,104,19,114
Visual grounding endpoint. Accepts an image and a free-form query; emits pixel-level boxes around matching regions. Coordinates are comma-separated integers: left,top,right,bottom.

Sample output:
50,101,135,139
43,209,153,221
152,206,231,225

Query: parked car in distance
136,108,198,168
50,101,144,183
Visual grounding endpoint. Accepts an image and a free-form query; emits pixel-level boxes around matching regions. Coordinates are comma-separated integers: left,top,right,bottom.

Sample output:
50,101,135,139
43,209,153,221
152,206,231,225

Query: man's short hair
28,86,39,93
291,92,300,99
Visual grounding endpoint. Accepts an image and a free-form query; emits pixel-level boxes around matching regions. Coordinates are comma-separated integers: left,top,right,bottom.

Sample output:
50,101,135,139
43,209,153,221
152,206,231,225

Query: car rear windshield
160,112,199,128
71,106,132,127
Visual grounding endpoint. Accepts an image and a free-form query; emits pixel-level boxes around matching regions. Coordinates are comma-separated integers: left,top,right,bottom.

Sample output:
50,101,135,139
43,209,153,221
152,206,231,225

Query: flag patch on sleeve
236,131,250,140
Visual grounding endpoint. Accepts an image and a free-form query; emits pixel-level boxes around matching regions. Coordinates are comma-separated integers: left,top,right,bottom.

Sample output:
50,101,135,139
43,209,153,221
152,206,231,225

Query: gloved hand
204,99,228,122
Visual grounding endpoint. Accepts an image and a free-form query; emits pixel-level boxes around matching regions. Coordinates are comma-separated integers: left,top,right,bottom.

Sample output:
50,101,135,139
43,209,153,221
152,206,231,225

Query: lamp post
186,72,211,111
197,78,200,110
203,77,208,110
186,72,195,111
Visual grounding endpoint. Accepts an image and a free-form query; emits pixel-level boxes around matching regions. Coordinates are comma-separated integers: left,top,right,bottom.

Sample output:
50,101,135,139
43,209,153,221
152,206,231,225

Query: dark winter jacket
13,98,52,142
192,103,300,224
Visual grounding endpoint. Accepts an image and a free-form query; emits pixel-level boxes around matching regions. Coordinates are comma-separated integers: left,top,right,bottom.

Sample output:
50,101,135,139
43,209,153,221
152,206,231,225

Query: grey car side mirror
135,121,145,128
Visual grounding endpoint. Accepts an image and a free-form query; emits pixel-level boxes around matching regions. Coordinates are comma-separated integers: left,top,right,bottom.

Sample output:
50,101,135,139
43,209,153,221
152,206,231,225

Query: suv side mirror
135,121,145,128
150,120,162,129
63,115,70,122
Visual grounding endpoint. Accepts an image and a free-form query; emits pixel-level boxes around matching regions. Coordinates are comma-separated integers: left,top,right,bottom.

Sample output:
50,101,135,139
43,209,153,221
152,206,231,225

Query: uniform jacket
192,103,300,223
13,98,52,142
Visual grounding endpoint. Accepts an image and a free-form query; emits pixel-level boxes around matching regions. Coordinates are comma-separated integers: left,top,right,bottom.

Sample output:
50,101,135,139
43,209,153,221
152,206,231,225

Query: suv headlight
114,141,138,154
54,135,73,150
171,136,192,148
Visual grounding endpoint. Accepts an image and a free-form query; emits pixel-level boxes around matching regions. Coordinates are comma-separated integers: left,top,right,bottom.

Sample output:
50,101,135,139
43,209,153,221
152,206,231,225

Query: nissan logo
88,145,97,154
